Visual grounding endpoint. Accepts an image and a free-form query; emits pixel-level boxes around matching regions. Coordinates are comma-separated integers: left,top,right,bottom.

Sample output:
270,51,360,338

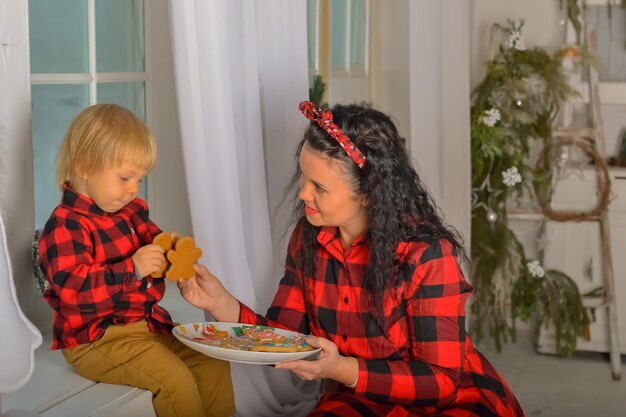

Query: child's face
73,161,148,213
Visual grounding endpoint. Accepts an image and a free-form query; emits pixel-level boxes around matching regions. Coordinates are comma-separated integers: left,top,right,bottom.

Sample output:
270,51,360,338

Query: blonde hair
56,104,157,188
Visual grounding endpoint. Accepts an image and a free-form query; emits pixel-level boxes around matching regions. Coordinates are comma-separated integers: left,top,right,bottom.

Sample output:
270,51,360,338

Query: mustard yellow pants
62,321,234,417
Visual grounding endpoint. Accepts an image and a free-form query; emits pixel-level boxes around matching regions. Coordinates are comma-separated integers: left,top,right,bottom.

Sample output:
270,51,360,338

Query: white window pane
32,84,90,229
349,0,367,73
29,0,88,74
330,0,348,72
588,6,626,82
97,82,146,121
95,0,145,73
307,0,319,73
330,0,368,75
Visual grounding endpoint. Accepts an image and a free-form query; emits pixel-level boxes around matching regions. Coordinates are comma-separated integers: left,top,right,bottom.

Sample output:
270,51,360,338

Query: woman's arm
184,264,307,327
178,264,241,322
181,224,309,326
238,222,311,333
274,335,359,386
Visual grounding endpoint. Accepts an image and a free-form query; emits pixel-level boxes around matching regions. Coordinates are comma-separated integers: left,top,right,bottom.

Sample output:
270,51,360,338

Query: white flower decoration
527,260,545,278
482,108,501,127
505,30,527,51
502,166,522,187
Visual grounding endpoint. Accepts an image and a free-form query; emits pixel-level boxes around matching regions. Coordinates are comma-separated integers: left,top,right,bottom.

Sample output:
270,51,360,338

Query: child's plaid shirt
39,185,173,350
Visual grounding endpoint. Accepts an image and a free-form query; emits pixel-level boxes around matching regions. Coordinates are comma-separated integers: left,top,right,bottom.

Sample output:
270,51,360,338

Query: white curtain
0,211,42,413
168,1,320,416
408,0,471,250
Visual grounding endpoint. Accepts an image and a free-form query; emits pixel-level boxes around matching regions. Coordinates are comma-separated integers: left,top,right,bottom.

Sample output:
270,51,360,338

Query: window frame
566,0,626,104
30,0,151,112
307,0,370,78
29,0,153,222
329,0,370,77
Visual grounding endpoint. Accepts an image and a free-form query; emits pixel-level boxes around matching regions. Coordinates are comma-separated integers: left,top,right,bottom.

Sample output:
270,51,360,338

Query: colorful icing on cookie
196,324,313,352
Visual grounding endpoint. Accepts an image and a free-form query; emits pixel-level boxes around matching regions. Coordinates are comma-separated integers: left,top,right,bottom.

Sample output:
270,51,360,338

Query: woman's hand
274,335,359,386
132,244,165,278
177,264,240,322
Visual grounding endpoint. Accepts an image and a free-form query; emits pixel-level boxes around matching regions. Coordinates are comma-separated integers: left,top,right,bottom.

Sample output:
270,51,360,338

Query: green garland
470,20,588,356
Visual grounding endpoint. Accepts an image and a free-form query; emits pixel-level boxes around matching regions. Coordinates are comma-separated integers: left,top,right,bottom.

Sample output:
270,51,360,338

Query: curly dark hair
285,102,468,306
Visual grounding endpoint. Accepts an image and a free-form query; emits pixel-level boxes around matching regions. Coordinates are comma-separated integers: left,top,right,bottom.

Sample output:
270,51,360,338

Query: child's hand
132,244,165,278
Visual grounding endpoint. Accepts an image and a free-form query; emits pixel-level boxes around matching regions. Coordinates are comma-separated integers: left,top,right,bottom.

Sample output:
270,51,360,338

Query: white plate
172,322,321,365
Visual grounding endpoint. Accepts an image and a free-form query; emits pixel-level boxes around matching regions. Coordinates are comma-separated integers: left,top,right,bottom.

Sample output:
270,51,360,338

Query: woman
179,101,525,417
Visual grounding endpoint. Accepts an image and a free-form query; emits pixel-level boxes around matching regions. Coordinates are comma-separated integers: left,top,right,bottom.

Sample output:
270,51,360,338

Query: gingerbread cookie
165,236,202,281
151,232,174,278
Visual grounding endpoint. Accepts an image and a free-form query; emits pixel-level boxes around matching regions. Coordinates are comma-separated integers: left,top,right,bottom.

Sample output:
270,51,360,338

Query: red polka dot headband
299,101,366,169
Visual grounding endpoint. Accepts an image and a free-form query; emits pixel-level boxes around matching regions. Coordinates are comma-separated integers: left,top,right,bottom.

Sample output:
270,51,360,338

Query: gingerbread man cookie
151,232,174,278
165,237,202,281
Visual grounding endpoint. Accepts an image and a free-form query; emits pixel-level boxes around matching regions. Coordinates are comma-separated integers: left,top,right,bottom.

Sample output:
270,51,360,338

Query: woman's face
298,142,367,243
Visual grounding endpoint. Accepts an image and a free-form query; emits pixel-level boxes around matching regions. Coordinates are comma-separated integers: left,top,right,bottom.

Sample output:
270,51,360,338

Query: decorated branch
470,20,588,356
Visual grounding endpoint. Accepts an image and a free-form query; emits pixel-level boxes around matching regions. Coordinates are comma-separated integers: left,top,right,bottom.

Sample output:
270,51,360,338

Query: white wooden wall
0,0,37,313
408,0,471,248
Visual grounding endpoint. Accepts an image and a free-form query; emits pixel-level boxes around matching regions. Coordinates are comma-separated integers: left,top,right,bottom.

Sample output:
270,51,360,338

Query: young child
38,103,234,417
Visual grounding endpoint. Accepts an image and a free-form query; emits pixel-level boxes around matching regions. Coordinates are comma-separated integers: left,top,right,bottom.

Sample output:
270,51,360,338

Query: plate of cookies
172,322,321,365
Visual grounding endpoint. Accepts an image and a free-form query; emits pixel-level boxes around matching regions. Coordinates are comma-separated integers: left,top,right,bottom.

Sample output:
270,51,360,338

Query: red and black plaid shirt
240,221,524,416
39,185,173,350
